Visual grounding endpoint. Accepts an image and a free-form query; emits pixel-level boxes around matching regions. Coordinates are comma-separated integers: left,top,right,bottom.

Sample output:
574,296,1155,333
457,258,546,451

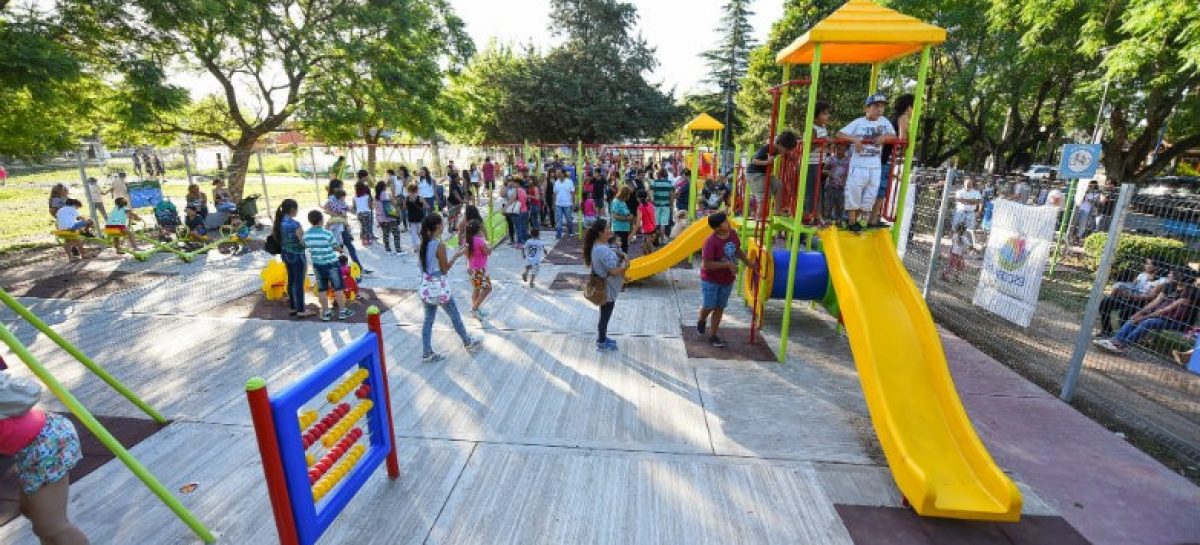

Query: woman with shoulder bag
417,215,483,363
583,219,628,352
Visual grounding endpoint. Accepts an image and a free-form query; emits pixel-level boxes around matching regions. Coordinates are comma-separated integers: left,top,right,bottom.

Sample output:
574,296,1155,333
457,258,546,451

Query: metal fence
900,168,1200,473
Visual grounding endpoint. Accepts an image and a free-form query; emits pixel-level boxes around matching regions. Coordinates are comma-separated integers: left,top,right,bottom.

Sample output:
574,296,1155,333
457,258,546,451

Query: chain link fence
900,168,1200,477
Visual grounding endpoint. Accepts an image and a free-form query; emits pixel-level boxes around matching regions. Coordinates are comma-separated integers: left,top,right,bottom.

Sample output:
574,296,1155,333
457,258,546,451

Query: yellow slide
624,219,713,283
821,227,1022,521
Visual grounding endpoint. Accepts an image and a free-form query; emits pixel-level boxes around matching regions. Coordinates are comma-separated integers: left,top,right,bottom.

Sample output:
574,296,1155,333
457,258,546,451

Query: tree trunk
429,134,443,177
365,133,379,180
226,141,258,201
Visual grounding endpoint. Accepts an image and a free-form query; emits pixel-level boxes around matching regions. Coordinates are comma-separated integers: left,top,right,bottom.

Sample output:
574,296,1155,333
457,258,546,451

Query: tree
62,0,388,199
297,0,473,177
700,0,757,152
445,0,679,144
0,5,100,161
1059,0,1200,184
735,0,865,150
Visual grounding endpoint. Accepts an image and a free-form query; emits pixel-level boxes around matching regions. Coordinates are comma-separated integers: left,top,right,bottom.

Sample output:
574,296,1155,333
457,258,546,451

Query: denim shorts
313,262,343,292
701,280,733,310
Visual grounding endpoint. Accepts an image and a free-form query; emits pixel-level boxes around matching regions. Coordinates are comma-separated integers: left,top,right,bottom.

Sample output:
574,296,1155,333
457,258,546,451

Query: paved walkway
0,234,1196,544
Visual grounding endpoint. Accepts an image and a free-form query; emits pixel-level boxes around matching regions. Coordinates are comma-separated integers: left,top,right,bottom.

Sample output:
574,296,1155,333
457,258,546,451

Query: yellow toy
261,258,313,300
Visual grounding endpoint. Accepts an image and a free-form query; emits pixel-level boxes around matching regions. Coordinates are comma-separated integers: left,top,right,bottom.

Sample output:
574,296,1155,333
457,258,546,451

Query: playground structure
246,307,400,545
0,289,216,543
619,0,1022,522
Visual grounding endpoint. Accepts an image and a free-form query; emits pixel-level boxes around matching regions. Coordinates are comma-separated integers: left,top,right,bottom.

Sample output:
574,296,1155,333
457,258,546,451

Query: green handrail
0,289,166,423
0,322,216,543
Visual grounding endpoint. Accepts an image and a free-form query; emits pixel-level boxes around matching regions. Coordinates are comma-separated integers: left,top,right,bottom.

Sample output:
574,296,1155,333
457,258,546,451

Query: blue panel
770,249,829,300
268,332,394,545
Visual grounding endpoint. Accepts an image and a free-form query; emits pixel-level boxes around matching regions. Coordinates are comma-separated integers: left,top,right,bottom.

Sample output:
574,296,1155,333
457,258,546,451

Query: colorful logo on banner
972,200,1058,327
997,236,1029,272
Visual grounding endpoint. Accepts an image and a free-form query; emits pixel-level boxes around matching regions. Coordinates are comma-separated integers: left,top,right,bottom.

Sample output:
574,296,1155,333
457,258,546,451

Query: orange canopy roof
775,0,946,65
684,112,725,132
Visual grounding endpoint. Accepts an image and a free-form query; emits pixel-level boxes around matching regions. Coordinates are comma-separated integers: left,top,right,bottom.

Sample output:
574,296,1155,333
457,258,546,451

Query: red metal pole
749,87,784,343
366,308,401,479
246,379,301,545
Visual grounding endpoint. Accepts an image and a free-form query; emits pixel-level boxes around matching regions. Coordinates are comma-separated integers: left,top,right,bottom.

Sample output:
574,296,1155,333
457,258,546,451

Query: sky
448,0,785,97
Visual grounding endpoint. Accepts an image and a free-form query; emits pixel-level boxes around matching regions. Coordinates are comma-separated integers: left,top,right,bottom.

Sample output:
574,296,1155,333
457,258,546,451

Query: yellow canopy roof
775,0,946,65
684,113,725,132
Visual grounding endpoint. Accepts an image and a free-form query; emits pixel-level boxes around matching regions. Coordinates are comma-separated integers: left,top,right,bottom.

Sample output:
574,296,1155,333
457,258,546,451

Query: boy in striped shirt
304,210,355,321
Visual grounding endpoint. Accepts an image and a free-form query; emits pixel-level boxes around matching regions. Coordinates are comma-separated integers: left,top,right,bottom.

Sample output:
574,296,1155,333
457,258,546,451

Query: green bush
1083,232,1189,272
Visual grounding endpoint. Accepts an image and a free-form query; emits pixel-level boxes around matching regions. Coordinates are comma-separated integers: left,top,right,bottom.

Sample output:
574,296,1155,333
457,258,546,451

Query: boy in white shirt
836,94,896,231
55,199,94,260
522,227,546,287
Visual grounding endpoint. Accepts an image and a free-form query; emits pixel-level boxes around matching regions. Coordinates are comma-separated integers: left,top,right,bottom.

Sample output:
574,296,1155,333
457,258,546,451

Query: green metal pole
0,289,166,423
891,46,931,245
1050,177,1079,275
713,131,721,179
869,63,880,94
689,142,700,220
0,323,216,543
778,44,822,363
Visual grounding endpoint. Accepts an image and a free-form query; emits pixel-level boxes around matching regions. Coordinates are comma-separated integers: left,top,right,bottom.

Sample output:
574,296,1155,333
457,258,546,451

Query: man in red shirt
696,212,753,347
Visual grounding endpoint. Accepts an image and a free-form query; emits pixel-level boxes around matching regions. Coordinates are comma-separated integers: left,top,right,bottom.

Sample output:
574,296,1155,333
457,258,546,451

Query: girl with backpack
273,199,314,318
374,181,402,254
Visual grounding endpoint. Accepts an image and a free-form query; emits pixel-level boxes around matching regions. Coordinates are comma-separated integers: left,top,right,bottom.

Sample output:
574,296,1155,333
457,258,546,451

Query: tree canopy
447,0,681,144
297,0,474,176
697,0,758,151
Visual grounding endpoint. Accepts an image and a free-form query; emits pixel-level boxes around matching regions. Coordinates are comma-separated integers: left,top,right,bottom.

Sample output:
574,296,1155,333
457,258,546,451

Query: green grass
0,178,326,251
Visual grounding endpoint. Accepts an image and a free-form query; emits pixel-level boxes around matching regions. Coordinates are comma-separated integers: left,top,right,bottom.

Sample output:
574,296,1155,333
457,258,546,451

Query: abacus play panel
247,308,400,545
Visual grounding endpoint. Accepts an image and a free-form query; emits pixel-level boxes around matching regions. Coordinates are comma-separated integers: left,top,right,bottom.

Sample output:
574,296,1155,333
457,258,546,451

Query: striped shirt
303,227,340,265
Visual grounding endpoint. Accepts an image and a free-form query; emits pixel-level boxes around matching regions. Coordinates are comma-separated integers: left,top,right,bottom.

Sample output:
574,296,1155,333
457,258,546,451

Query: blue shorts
313,262,343,292
216,202,237,213
701,280,733,310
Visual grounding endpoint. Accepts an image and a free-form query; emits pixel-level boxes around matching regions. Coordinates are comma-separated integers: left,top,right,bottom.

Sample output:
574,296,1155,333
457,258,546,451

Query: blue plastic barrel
769,250,828,300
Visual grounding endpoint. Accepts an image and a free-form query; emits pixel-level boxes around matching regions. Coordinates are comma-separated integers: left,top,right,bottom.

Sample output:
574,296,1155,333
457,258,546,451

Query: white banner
972,200,1059,327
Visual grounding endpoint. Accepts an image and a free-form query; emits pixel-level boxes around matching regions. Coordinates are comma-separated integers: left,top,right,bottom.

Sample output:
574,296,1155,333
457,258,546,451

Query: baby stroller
153,199,181,241
237,194,261,226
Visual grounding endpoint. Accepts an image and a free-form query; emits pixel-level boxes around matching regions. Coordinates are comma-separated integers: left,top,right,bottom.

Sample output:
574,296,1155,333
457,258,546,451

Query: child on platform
523,227,546,287
836,93,896,231
823,144,849,223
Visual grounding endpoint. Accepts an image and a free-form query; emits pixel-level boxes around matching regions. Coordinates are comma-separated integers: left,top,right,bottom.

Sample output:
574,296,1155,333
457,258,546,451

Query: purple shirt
700,231,740,285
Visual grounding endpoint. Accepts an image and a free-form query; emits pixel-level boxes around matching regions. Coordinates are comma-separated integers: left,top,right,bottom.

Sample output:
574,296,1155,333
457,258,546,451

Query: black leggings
614,231,630,254
505,213,516,243
598,301,615,343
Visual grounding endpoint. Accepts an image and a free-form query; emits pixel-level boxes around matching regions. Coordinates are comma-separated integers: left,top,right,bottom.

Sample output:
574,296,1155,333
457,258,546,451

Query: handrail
0,321,215,543
0,289,167,423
